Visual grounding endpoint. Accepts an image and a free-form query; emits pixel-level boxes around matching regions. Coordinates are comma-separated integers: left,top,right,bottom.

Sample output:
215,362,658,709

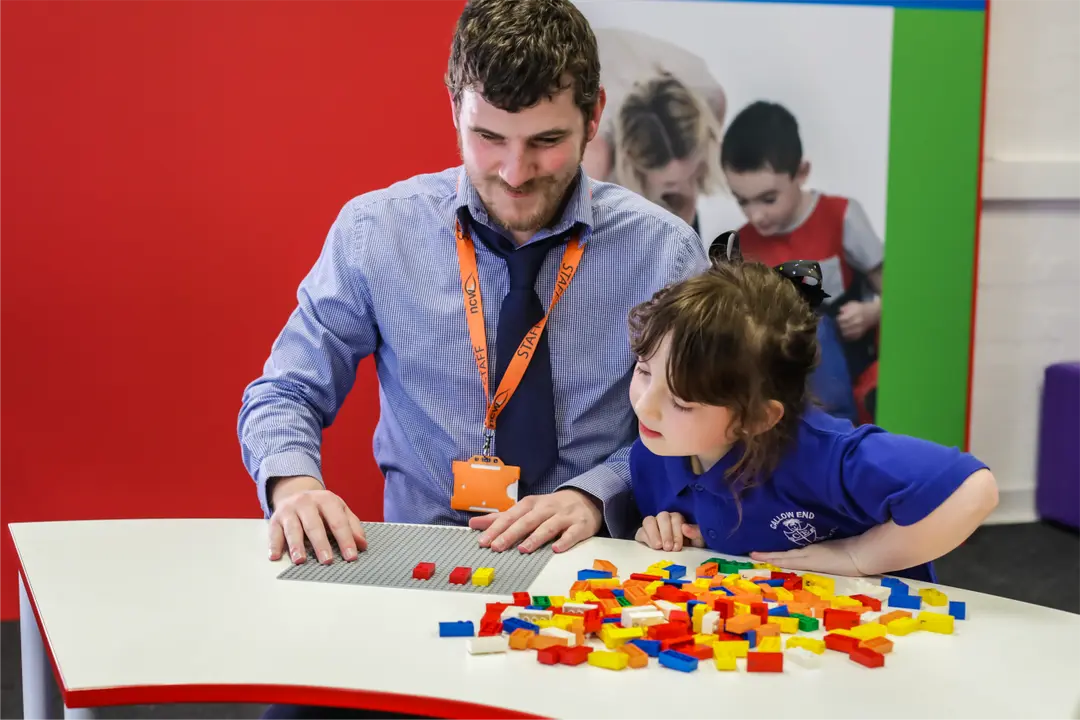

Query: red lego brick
782,577,803,591
630,573,664,582
513,592,531,606
479,620,502,636
713,597,736,618
750,602,769,624
412,562,435,580
536,646,563,665
559,645,594,666
660,635,695,652
824,633,861,654
654,585,692,603
850,646,885,668
824,608,860,631
448,566,471,585
850,593,883,612
583,608,603,635
747,651,784,672
668,610,690,626
592,588,616,600
683,644,714,660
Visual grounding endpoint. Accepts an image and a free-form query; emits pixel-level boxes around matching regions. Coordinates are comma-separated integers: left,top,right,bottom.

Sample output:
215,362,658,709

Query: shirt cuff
256,452,324,519
558,464,633,540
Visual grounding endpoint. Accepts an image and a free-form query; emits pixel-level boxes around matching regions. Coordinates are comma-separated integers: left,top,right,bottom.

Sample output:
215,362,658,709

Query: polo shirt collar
454,165,594,245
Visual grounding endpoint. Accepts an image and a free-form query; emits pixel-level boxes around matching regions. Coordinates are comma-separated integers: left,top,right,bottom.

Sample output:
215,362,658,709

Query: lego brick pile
437,557,967,672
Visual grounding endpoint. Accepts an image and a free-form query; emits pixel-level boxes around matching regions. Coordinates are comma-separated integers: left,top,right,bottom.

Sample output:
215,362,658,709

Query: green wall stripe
875,7,986,448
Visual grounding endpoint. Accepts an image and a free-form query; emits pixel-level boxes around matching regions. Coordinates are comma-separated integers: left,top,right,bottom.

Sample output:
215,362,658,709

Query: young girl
624,247,998,582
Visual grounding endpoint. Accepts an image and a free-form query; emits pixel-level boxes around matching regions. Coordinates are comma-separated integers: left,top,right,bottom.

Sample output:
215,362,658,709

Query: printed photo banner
575,0,988,449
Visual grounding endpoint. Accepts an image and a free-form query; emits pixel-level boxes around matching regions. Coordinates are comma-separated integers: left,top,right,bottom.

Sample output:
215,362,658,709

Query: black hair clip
709,230,742,264
774,260,829,310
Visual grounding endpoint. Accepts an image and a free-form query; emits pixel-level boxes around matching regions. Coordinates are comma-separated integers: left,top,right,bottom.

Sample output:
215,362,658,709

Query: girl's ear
741,400,785,438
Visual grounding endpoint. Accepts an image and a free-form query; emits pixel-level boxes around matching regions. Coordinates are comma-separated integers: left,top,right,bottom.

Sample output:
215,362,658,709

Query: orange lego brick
569,581,590,595
618,642,649,669
754,623,780,638
509,629,535,650
725,614,762,634
529,635,567,650
793,590,818,604
697,562,719,578
593,560,618,575
860,637,894,654
758,586,778,602
878,610,913,625
785,602,811,616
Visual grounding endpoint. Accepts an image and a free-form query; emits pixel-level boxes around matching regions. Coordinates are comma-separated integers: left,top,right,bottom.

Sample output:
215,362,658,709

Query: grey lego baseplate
276,521,555,594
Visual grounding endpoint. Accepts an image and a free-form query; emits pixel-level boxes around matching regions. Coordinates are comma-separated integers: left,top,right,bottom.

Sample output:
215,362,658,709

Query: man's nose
499,146,534,189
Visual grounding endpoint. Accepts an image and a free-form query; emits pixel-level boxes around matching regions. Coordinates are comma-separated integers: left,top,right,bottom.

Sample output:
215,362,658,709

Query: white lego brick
467,635,510,654
560,602,599,615
786,647,822,669
622,608,665,627
519,609,554,622
540,627,577,647
739,568,768,580
852,579,891,601
654,599,681,618
500,606,525,621
702,611,721,635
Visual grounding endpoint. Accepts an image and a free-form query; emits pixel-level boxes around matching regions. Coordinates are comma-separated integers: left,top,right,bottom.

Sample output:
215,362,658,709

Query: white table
10,518,1080,719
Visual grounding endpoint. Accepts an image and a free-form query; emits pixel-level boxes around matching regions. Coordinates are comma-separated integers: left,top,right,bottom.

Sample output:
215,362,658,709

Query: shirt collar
665,447,744,496
454,165,595,246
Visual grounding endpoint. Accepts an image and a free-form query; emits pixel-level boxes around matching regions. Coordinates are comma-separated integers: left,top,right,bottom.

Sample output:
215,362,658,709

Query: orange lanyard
454,219,585,453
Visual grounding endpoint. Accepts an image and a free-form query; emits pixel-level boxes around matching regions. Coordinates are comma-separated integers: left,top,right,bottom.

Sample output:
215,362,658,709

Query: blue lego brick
610,588,625,597
768,605,790,617
881,577,908,591
948,601,967,620
713,586,733,596
666,564,686,580
735,629,757,648
658,649,698,672
525,605,547,611
888,593,922,610
438,621,475,637
662,579,685,587
761,578,787,587
501,617,539,634
687,599,704,617
629,638,661,657
577,569,613,580
601,616,621,624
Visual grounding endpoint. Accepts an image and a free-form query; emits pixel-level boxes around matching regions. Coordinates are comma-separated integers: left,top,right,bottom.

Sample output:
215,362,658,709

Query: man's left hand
469,489,602,554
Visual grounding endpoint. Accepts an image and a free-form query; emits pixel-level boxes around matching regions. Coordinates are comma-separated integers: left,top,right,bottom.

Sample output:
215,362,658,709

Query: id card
450,455,520,513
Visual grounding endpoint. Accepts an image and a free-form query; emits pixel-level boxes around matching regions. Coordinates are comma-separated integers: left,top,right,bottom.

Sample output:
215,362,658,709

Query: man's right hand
267,475,367,564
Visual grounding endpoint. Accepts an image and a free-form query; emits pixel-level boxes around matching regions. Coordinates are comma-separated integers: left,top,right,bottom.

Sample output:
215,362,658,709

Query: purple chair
1036,362,1080,529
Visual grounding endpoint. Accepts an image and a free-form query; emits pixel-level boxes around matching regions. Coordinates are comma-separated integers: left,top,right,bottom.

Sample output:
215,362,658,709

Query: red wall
1,0,464,620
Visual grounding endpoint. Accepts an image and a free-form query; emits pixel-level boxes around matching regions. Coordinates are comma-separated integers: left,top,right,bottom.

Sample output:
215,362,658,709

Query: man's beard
458,136,583,235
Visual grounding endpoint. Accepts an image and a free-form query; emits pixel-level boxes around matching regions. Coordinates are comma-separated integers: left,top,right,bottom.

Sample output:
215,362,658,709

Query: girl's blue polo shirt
629,407,989,582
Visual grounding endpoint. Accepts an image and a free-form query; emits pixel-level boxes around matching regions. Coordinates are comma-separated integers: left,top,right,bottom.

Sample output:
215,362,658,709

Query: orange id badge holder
451,454,520,513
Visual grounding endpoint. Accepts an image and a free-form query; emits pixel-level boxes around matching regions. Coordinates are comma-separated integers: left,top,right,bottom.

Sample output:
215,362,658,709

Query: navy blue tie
492,240,560,498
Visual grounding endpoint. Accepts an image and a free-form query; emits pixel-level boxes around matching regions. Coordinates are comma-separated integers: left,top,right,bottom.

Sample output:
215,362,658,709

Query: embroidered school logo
769,510,828,547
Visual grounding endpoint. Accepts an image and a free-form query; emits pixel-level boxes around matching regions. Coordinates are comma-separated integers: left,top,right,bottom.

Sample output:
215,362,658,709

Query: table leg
63,706,96,719
20,573,61,719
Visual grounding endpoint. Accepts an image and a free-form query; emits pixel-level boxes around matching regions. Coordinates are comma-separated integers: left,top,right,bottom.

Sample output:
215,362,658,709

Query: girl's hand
635,512,707,552
750,537,864,576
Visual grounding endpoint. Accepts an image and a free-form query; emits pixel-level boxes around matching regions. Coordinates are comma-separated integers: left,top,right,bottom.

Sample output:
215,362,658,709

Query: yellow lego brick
471,567,495,586
692,604,708,633
736,580,764,594
588,578,619,590
767,616,800,634
802,573,836,595
714,640,749,658
919,588,949,607
600,624,645,649
758,636,782,653
831,595,862,608
693,578,711,590
551,615,575,631
752,561,782,572
713,650,738,671
532,618,553,629
587,650,629,671
786,637,825,654
693,633,718,647
650,560,674,569
734,602,751,616
805,585,835,601
829,628,856,638
645,581,664,595
848,622,887,641
548,596,567,608
573,591,600,603
917,611,955,634
887,617,921,636
774,587,794,603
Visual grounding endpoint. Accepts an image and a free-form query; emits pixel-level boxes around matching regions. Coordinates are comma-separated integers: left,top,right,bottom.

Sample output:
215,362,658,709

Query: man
238,0,708,580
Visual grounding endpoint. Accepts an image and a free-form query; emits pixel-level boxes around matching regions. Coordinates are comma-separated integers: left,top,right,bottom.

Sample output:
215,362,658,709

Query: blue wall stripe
684,0,985,11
